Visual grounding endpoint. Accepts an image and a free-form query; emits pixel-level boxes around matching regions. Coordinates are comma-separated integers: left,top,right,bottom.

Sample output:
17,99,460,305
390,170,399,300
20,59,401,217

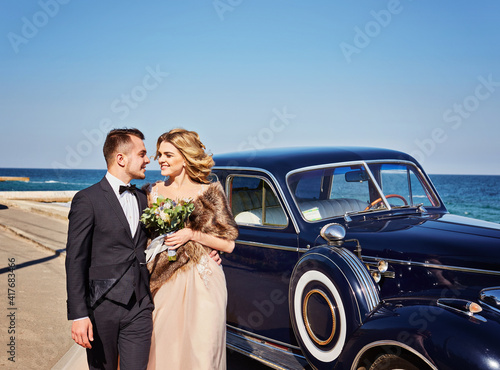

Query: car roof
213,146,417,176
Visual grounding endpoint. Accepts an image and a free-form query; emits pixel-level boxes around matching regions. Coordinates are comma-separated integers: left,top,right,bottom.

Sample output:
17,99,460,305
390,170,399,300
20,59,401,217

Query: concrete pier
0,192,268,369
0,190,77,202
0,176,30,182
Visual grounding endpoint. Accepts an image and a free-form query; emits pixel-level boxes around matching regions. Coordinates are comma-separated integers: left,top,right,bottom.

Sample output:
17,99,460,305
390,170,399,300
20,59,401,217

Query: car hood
344,213,500,272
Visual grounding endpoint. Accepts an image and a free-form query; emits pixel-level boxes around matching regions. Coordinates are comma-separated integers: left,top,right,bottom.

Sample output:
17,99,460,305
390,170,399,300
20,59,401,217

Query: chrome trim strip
306,252,364,323
227,324,302,352
351,340,438,370
286,161,373,224
436,299,479,319
224,345,289,370
286,160,369,177
213,166,300,233
363,161,391,210
226,173,289,230
334,248,379,311
341,249,380,310
362,256,500,276
364,159,441,208
236,240,308,253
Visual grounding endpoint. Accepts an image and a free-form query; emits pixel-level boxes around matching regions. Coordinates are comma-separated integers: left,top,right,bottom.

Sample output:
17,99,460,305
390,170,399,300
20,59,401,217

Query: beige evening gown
146,181,238,370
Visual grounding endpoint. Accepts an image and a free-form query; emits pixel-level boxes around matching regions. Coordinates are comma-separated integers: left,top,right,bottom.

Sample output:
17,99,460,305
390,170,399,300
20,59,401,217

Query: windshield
288,162,439,222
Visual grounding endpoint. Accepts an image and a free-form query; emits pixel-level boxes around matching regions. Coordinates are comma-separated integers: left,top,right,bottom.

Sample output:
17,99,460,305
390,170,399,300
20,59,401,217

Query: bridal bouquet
141,196,195,263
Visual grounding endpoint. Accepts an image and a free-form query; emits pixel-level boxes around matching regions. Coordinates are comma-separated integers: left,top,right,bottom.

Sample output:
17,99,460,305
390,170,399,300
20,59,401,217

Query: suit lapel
136,190,147,214
99,177,134,240
135,191,147,244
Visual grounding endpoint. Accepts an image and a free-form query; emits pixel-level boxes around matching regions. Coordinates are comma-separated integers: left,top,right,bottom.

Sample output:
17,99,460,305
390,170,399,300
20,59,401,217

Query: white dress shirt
105,172,139,238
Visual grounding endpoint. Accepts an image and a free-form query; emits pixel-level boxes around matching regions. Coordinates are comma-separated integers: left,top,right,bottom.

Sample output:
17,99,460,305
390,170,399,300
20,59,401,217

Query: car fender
289,246,380,370
337,300,500,370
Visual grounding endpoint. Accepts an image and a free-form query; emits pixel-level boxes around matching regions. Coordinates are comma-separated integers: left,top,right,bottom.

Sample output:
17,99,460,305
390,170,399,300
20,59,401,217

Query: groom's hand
71,318,94,349
210,250,222,265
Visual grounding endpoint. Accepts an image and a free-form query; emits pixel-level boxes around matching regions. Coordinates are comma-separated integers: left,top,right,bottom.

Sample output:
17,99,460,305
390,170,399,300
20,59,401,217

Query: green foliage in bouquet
140,196,195,237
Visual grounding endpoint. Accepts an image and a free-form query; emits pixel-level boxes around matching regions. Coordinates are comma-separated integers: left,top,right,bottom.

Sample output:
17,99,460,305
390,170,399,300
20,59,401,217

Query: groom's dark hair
103,128,145,166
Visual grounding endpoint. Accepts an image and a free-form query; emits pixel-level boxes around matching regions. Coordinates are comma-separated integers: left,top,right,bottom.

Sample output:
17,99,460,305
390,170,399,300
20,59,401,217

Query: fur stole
148,181,238,297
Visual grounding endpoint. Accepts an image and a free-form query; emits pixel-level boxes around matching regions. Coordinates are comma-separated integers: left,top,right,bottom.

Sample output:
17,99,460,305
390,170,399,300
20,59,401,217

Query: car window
331,167,371,202
230,176,288,227
369,163,438,207
289,165,376,221
294,171,322,200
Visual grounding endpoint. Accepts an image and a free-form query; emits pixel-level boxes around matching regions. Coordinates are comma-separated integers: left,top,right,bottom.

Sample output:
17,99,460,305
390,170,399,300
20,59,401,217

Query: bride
146,128,238,370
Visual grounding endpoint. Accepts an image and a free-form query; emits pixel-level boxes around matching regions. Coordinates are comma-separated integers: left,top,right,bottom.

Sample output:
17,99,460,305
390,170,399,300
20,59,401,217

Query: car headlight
480,287,500,310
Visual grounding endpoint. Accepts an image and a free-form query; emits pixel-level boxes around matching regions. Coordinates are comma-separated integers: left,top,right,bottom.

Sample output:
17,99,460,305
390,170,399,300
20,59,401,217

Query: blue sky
1,1,499,174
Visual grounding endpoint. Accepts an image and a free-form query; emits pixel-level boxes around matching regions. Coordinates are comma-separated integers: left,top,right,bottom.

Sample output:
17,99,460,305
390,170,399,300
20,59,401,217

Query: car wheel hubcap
303,289,336,345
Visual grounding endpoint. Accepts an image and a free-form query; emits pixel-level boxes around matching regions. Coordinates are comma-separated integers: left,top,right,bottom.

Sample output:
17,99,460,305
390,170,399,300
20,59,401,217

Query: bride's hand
164,228,194,249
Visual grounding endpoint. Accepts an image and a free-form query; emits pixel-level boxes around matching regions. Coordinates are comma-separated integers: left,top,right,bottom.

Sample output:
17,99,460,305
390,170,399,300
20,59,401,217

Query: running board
226,329,311,370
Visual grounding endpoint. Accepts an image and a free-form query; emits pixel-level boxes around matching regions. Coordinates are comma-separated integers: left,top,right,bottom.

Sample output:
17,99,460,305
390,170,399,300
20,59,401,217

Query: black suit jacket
65,177,151,320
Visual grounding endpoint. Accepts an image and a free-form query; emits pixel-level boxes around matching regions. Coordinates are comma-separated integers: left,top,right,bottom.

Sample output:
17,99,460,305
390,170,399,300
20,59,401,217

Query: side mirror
320,223,346,245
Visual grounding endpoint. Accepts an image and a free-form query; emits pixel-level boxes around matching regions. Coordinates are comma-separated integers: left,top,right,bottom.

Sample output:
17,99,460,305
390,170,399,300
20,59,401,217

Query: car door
223,171,301,345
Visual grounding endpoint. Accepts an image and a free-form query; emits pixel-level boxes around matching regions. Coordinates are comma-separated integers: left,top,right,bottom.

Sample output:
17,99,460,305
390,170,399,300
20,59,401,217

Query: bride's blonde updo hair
155,128,214,184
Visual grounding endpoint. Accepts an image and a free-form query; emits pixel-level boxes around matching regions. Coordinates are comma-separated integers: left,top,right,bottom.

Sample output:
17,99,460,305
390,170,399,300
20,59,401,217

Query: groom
65,128,153,369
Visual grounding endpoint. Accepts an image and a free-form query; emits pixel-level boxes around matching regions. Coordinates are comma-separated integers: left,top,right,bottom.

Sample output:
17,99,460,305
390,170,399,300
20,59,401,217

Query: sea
0,168,499,224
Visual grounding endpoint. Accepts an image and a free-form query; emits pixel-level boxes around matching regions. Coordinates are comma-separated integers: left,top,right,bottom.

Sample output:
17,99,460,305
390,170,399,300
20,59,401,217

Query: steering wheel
364,194,408,211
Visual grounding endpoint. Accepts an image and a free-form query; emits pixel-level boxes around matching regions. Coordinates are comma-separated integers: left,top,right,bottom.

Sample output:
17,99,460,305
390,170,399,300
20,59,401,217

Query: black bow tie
119,184,138,195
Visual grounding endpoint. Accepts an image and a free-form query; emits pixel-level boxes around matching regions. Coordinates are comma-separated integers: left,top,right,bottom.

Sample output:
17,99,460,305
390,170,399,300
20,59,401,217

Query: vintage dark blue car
212,147,500,370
